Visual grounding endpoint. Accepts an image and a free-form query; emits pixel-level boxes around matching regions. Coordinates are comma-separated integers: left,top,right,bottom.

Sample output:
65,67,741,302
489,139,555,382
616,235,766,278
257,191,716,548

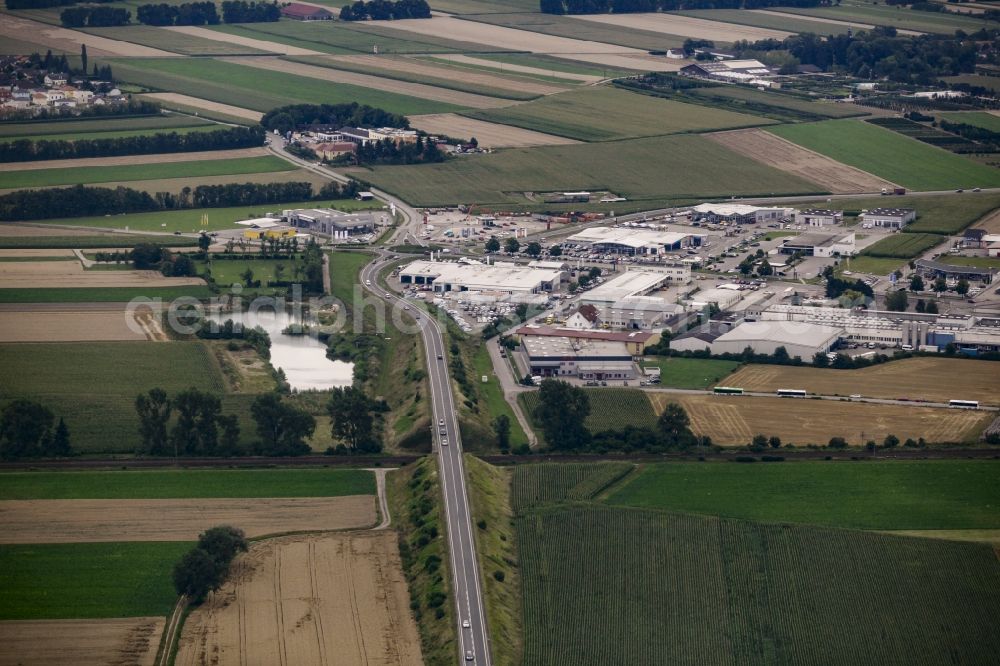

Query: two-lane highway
360,254,491,665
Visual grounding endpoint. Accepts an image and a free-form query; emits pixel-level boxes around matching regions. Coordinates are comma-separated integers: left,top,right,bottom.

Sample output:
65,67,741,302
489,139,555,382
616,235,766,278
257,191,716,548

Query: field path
140,93,264,122
164,25,320,54
0,15,173,56
369,467,393,530
428,54,603,83
572,12,792,42
751,9,924,36
0,147,270,173
409,113,579,147
708,128,896,194
219,56,513,109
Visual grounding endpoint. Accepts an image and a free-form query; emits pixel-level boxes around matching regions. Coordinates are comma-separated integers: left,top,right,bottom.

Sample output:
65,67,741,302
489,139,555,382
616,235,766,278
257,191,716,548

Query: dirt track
176,532,423,666
222,56,513,109
707,128,894,193
0,148,270,173
0,15,172,57
573,12,791,42
0,496,376,543
329,54,568,96
0,617,164,666
0,261,206,288
140,93,264,122
409,113,579,147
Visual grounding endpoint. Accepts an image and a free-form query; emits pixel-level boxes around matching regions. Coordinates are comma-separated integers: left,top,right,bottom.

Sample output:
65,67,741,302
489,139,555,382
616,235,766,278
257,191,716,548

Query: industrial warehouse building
399,260,564,294
516,325,656,356
780,231,856,257
914,259,998,284
679,59,774,85
690,203,791,225
283,208,380,239
796,209,843,227
671,320,843,358
522,336,637,380
859,208,916,229
581,270,673,305
565,227,701,255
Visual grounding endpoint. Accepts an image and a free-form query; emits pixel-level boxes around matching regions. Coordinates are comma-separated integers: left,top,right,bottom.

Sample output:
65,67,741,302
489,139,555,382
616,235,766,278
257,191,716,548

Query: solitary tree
883,434,899,448
504,237,521,255
934,276,948,293
768,436,782,449
485,236,500,253
813,351,830,367
135,388,172,456
526,241,542,257
956,279,970,295
549,245,562,257
49,417,72,457
750,434,768,450
172,547,222,603
198,233,211,253
197,526,247,566
915,299,926,313
491,414,511,451
657,403,696,449
757,259,773,277
533,379,590,450
0,399,55,459
828,436,848,449
885,289,908,312
910,275,924,291
327,386,380,453
925,299,939,314
80,43,87,77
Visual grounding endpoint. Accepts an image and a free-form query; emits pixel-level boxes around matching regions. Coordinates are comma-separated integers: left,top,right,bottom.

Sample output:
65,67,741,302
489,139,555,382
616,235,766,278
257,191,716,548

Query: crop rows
860,232,944,259
511,462,633,513
515,504,1000,666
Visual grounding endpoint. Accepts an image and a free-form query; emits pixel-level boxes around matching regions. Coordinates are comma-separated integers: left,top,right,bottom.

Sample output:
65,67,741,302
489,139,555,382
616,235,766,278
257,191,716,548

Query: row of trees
0,399,72,460
137,1,219,25
540,0,822,15
61,5,129,26
0,125,265,163
261,103,409,135
221,0,281,22
0,179,354,221
173,526,248,603
339,0,431,21
352,135,443,165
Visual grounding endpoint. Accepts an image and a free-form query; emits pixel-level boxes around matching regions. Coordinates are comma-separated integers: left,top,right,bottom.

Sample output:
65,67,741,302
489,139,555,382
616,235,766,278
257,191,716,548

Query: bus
948,400,979,409
713,386,744,395
776,389,807,398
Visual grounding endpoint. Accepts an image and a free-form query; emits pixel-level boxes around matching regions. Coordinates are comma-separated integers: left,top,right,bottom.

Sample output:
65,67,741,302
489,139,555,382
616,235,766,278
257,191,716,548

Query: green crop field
778,3,990,34
943,74,1000,95
106,57,463,116
0,341,256,453
0,285,212,302
84,25,268,55
357,133,820,206
687,85,867,120
0,234,199,249
860,232,945,259
0,468,374,500
0,542,190,620
607,461,1000,530
767,119,1000,190
465,12,688,51
941,111,1000,133
516,504,1000,665
0,114,214,139
0,156,293,190
943,255,1000,268
459,53,628,79
327,250,372,309
0,123,224,144
466,87,774,141
510,462,633,513
639,357,742,389
791,191,1000,235
675,8,853,34
838,255,905,276
519,388,657,435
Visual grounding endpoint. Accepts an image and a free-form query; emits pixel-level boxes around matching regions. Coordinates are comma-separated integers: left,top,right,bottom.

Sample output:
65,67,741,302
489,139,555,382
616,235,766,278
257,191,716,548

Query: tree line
540,0,822,15
352,135,443,166
261,102,409,134
0,125,264,163
221,0,280,23
173,526,247,603
339,0,431,20
0,99,157,124
136,1,219,25
0,399,73,460
61,5,130,26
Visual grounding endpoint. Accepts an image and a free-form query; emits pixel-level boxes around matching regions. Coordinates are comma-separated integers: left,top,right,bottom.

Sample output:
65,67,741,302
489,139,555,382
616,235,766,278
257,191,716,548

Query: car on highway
441,437,448,446
439,419,445,426
465,651,475,662
462,619,471,629
437,353,443,360
365,279,371,285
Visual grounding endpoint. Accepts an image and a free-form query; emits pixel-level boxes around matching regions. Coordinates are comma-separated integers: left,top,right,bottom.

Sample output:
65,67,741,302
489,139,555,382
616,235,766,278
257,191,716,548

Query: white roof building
691,203,791,224
581,270,671,304
399,260,563,294
566,227,697,255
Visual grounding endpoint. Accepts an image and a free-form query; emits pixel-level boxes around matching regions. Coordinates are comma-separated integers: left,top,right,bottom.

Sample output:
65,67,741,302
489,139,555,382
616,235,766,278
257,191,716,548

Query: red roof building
281,3,333,20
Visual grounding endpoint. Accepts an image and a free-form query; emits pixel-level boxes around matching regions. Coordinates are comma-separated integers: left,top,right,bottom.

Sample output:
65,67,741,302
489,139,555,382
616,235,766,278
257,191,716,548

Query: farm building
691,203,791,225
796,209,843,227
399,260,564,294
859,208,916,229
581,271,673,305
679,59,774,85
337,126,418,146
672,320,843,359
280,3,333,19
283,208,380,240
515,324,656,356
779,231,855,257
521,336,636,380
914,259,998,284
565,227,701,256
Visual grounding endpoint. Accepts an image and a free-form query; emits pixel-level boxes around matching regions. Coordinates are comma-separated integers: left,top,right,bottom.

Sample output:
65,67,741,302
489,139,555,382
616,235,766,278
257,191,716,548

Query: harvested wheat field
973,207,1000,233
708,129,894,193
0,261,205,288
0,617,164,666
0,496,375,543
648,393,990,445
409,113,579,148
0,15,172,57
176,532,422,666
573,12,791,42
329,54,569,96
0,249,76,257
750,9,923,37
0,148,270,173
222,56,511,109
722,357,1000,406
0,307,161,342
140,94,264,122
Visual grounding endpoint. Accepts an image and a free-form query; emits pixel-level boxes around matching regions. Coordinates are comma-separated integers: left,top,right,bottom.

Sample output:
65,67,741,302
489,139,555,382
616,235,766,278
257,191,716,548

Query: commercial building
779,231,856,257
521,335,636,380
688,287,744,311
796,209,843,227
565,227,701,255
914,259,998,284
600,297,686,330
516,324,656,356
337,126,418,146
691,203,791,225
679,59,774,85
283,208,379,240
859,208,916,229
399,260,564,294
580,270,672,305
671,320,843,359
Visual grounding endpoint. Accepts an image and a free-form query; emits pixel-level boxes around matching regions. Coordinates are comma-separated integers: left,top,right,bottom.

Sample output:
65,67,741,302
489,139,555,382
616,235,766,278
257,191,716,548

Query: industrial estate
1,1,1000,665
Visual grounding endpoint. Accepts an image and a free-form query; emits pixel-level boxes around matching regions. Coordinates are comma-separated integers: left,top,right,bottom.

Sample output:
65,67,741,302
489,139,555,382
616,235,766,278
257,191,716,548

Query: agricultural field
767,119,1000,190
606,460,1000,531
176,533,423,666
0,146,271,173
510,462,634,513
573,11,792,42
106,57,463,115
707,129,891,194
777,2,992,34
687,85,867,120
859,232,944,259
836,255,906,276
203,256,308,296
647,393,990,445
0,259,205,289
942,74,1000,95
436,53,620,81
940,111,1000,133
944,255,1000,268
357,133,820,207
520,388,657,435
639,356,742,390
463,11,691,51
0,13,170,57
466,86,774,142
0,122,223,144
868,116,977,153
138,92,262,123
84,24,268,56
408,113,578,148
973,205,1000,233
675,8,854,35
0,113,215,139
721,357,1000,406
0,155,293,190
0,285,212,302
0,305,159,342
0,617,165,666
515,504,1000,665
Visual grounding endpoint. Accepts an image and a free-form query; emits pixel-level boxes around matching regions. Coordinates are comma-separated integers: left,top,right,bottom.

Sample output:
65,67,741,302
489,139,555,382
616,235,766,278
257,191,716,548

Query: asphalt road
360,252,491,664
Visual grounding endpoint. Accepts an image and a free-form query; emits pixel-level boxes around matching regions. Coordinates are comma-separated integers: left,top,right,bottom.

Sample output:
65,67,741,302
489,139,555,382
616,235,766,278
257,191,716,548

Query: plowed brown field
175,532,422,666
0,617,164,666
708,128,894,193
0,496,376,543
